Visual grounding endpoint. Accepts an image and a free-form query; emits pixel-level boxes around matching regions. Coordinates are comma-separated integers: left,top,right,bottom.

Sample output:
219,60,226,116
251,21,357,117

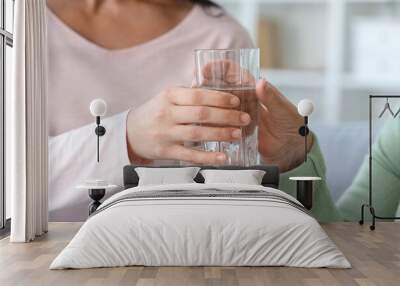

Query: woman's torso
47,4,254,136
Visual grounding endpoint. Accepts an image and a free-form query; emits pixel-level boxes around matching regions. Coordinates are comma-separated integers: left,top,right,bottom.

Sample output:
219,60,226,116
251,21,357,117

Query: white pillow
135,167,200,186
200,169,266,185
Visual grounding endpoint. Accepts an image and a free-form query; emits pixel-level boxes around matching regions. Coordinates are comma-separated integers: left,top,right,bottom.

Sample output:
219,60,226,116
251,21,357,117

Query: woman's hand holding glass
198,58,313,172
126,87,251,164
256,79,313,172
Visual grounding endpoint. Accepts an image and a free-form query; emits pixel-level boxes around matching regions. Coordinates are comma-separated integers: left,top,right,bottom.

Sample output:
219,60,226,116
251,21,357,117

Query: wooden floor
0,222,399,286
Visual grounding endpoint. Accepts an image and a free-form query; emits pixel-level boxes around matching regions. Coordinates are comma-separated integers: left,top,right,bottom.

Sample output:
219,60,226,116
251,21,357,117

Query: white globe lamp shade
90,99,107,117
297,99,314,117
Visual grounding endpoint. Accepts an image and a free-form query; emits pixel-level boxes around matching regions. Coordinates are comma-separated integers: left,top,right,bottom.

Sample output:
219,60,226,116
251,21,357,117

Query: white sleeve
48,111,130,221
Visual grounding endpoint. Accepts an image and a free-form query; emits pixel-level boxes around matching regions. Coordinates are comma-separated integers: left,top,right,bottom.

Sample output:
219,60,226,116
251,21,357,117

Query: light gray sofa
312,121,382,202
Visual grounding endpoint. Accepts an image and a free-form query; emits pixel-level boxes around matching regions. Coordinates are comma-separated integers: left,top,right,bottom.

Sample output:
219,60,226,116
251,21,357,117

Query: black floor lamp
359,95,400,230
289,99,321,211
90,99,107,162
77,99,114,215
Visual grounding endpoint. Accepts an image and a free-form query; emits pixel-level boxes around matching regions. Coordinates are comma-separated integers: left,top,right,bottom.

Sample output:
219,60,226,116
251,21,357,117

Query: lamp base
298,126,310,136
88,188,106,215
296,181,313,210
95,125,106,136
289,177,321,210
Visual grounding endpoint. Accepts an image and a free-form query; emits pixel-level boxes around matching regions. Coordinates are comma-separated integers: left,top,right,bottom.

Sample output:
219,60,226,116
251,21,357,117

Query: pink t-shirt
47,4,254,136
47,4,255,221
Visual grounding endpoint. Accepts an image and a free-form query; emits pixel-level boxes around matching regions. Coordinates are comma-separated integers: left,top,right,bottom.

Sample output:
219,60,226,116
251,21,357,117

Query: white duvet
50,183,350,269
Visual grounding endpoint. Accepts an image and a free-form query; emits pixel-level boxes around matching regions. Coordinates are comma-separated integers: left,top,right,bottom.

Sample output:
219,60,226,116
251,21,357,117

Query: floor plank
0,222,399,286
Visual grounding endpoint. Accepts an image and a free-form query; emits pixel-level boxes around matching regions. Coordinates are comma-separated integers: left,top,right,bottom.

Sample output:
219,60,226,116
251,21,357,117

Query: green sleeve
336,119,400,221
278,136,342,222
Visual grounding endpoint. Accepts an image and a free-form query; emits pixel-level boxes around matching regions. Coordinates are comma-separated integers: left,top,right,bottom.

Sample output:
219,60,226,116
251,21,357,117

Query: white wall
217,0,400,125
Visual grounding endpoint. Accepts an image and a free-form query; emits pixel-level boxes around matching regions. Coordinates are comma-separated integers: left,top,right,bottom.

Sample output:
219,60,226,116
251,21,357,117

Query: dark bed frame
88,165,280,215
123,165,280,189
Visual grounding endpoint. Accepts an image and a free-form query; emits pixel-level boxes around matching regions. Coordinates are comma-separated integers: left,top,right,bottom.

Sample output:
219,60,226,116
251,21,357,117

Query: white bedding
50,183,350,269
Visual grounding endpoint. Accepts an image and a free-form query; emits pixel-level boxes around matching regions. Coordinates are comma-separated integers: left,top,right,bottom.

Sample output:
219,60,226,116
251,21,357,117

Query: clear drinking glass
194,48,260,166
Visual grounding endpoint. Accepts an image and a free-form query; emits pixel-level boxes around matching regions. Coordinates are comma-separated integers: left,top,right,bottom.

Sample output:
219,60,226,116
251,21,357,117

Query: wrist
284,132,314,171
306,132,314,153
126,138,152,164
126,110,152,165
261,132,314,173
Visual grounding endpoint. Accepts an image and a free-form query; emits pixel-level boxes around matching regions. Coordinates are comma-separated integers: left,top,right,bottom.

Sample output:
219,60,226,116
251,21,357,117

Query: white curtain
8,0,48,242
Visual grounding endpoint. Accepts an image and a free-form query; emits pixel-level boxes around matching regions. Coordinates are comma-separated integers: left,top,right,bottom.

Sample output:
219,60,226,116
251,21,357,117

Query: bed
50,165,350,269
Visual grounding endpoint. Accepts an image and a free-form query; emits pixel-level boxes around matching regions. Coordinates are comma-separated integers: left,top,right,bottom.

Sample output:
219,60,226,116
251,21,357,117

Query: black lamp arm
298,116,309,163
298,117,309,136
94,116,106,162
